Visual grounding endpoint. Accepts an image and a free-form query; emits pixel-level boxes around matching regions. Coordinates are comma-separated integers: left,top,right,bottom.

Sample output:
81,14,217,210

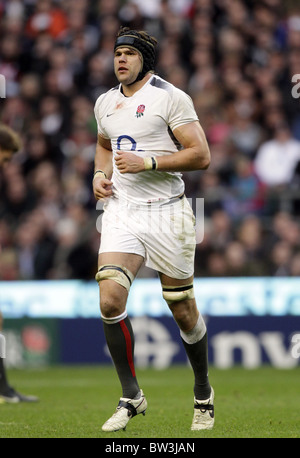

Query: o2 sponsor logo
291,74,300,99
0,75,6,98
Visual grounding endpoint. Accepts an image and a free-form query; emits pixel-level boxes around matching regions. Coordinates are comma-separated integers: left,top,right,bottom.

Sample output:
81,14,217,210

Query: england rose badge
136,104,145,118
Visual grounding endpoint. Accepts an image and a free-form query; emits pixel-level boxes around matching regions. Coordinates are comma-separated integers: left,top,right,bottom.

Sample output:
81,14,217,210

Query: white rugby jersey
94,75,199,204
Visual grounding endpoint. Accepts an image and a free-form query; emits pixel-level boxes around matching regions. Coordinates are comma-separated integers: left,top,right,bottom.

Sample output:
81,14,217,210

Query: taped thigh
95,264,134,292
162,282,195,305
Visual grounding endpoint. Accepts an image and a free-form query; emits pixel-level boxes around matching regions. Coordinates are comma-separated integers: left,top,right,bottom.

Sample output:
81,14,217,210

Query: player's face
0,149,13,167
114,47,142,85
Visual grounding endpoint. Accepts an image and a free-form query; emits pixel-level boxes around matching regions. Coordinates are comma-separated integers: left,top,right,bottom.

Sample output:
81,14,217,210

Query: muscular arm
115,121,210,174
93,134,114,200
156,121,210,172
94,134,113,177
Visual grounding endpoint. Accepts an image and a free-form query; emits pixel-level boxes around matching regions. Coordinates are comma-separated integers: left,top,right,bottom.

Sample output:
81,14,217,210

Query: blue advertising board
1,278,300,318
2,315,299,368
59,316,300,369
1,279,300,368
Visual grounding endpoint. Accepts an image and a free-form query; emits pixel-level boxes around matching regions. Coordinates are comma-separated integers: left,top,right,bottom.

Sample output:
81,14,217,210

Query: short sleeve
94,95,110,139
167,88,199,132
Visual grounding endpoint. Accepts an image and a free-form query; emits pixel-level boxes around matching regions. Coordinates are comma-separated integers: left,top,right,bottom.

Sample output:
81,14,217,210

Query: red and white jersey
94,75,199,205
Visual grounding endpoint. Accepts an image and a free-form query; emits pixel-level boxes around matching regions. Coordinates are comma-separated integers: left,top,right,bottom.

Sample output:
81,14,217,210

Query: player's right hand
93,176,113,201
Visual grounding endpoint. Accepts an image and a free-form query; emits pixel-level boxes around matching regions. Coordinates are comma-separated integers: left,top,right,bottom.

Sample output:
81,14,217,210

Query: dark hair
116,27,158,48
0,124,21,153
114,27,157,83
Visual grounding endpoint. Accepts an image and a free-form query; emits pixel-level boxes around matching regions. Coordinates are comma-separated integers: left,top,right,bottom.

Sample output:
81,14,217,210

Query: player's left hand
115,151,144,174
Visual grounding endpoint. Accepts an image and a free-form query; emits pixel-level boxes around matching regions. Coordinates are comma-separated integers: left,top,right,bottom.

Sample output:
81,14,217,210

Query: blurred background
0,0,299,370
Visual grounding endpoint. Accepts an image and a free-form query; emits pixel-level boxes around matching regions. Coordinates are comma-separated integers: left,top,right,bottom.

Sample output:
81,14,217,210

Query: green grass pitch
0,365,299,438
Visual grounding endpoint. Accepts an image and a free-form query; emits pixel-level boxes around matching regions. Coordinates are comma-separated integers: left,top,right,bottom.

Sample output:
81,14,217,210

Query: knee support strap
162,283,195,305
95,264,134,292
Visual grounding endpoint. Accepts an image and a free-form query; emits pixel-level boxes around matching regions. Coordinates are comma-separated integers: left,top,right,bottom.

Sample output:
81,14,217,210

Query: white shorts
98,195,196,279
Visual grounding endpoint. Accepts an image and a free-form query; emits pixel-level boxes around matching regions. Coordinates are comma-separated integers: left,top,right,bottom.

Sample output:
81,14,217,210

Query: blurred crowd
0,0,300,281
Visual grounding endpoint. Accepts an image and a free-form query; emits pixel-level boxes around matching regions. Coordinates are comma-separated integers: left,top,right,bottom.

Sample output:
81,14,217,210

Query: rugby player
0,124,38,403
93,27,214,432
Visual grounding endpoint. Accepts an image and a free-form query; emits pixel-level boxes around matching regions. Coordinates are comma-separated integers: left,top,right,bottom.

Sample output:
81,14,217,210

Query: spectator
225,241,250,277
223,156,266,219
14,213,56,280
25,0,68,39
0,0,299,280
206,251,228,277
269,240,293,276
290,252,300,276
254,123,300,188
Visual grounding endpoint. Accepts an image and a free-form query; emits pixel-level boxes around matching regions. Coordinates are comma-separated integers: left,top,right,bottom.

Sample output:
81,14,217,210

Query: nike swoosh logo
106,113,115,117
